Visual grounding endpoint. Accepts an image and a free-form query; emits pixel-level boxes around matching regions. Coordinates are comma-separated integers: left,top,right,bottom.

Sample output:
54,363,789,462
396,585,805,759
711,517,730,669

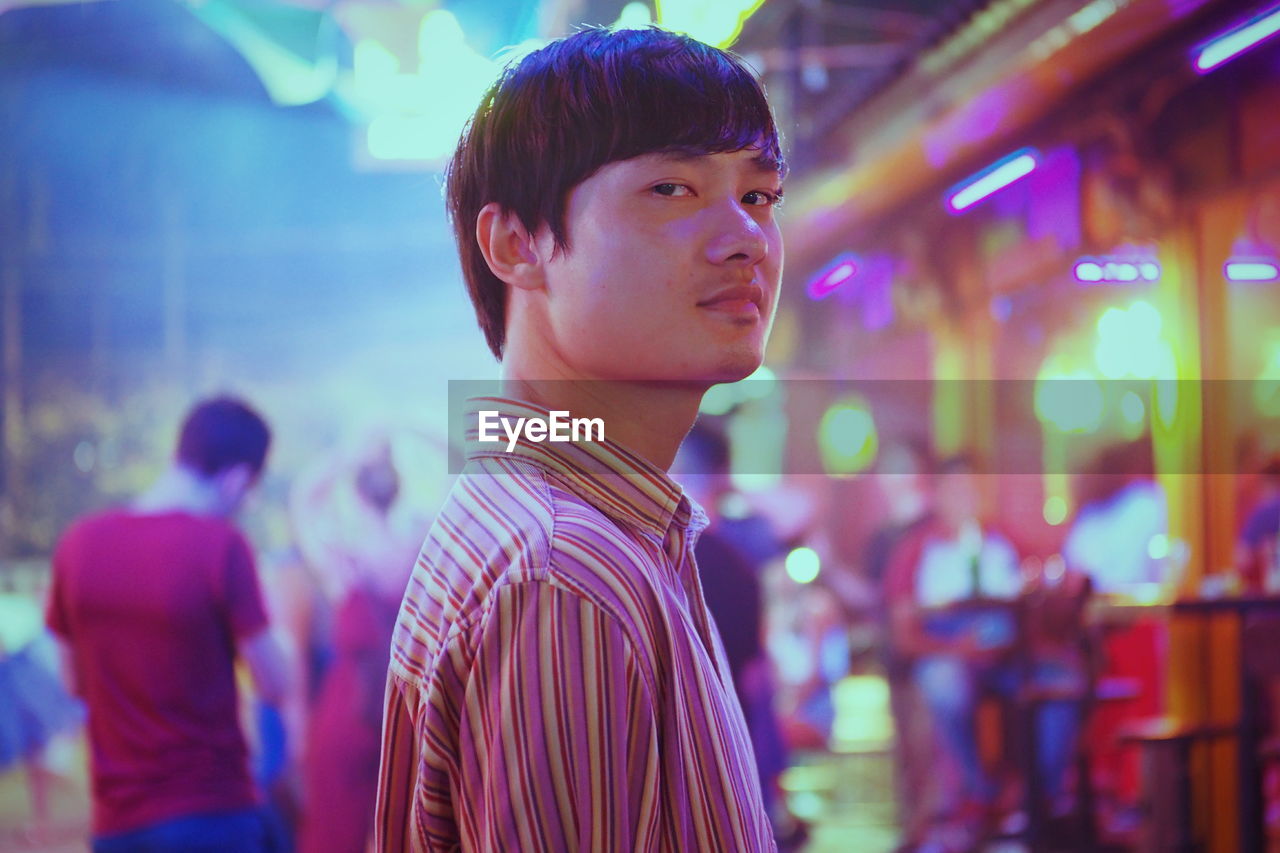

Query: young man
48,397,288,853
377,27,785,851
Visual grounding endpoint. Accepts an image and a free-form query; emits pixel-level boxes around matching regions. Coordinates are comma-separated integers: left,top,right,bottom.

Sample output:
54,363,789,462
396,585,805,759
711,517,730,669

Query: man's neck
499,373,704,472
133,467,226,517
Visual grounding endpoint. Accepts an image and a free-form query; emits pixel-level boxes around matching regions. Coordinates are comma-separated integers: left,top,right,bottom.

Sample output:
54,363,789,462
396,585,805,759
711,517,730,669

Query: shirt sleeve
375,673,423,853
983,534,1022,599
223,530,270,639
379,580,665,852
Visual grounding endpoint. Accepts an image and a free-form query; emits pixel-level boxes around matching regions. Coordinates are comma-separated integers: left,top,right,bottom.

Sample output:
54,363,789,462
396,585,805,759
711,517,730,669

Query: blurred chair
1118,611,1280,853
1011,571,1135,851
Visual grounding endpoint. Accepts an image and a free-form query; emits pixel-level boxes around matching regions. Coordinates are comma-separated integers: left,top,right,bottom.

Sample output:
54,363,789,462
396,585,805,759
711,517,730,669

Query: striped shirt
376,397,775,852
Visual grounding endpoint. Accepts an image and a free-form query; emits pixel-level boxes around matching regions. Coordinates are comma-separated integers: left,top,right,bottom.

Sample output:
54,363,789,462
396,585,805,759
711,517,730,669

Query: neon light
1074,256,1160,283
1225,260,1280,282
946,148,1039,212
1193,5,1280,73
1075,261,1103,282
807,253,859,300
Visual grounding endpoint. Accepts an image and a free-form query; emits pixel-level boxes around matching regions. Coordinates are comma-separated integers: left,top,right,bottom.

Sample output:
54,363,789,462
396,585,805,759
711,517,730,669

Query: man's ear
216,464,255,511
476,202,545,291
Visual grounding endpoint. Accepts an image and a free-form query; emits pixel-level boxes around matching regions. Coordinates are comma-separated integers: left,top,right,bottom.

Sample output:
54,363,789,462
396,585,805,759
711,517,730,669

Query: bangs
530,29,784,180
582,37,785,177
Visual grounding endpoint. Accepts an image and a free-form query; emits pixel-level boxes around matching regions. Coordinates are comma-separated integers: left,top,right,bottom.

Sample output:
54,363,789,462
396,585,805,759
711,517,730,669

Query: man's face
531,148,784,384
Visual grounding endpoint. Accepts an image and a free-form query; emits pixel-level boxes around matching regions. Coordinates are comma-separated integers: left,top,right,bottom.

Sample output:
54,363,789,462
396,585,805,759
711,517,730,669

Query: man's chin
704,351,765,385
601,348,764,386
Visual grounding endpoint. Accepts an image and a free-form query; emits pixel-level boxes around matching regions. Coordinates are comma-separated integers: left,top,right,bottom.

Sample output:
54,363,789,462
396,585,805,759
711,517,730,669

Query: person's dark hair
176,397,271,479
876,437,933,476
681,420,732,476
447,26,785,359
934,452,980,478
355,451,400,515
1075,439,1154,508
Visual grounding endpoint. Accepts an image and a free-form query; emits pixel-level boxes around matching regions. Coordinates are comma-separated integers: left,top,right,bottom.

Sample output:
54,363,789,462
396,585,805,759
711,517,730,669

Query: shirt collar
464,396,707,541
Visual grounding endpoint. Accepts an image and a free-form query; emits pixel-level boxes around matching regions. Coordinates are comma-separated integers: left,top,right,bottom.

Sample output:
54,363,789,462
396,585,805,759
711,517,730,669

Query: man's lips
697,283,765,311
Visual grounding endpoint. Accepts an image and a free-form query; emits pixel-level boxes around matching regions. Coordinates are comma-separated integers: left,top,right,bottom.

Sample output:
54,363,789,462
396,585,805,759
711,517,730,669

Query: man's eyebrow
752,152,789,180
649,148,788,180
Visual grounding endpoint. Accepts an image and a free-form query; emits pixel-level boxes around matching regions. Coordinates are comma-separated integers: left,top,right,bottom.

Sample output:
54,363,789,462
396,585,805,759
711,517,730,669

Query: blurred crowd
2,394,1280,853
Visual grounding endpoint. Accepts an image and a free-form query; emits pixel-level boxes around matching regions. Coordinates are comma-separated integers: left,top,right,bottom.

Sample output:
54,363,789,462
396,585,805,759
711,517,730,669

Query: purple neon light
1073,257,1161,284
945,148,1040,213
808,254,859,300
1192,4,1280,73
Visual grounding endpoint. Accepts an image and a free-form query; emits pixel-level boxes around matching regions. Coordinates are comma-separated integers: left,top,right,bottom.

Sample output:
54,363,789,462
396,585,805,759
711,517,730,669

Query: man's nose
704,200,769,267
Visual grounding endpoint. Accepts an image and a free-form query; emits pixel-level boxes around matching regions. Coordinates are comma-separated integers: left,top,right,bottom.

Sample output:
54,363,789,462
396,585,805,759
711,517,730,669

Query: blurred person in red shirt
1238,457,1280,592
47,397,289,853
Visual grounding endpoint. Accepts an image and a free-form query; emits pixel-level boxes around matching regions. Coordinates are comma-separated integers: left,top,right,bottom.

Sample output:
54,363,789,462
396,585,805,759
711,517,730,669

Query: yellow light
1043,495,1068,526
831,675,893,750
656,0,766,47
817,397,879,475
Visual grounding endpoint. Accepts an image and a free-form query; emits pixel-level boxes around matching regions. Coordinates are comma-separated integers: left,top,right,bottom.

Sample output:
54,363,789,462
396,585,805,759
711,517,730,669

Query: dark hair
934,452,982,478
446,26,785,359
1075,439,1154,507
681,420,732,475
355,452,400,514
176,397,271,479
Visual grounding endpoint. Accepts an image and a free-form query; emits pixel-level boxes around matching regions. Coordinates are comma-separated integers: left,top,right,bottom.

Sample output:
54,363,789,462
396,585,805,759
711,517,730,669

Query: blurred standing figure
1062,441,1165,811
0,578,83,840
1238,457,1280,592
46,397,288,853
865,442,935,850
1063,441,1167,596
292,436,430,853
675,423,805,850
886,455,1079,847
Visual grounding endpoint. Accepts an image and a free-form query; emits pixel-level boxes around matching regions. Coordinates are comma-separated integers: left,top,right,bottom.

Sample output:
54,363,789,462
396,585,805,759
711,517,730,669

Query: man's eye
652,183,692,197
743,190,783,207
